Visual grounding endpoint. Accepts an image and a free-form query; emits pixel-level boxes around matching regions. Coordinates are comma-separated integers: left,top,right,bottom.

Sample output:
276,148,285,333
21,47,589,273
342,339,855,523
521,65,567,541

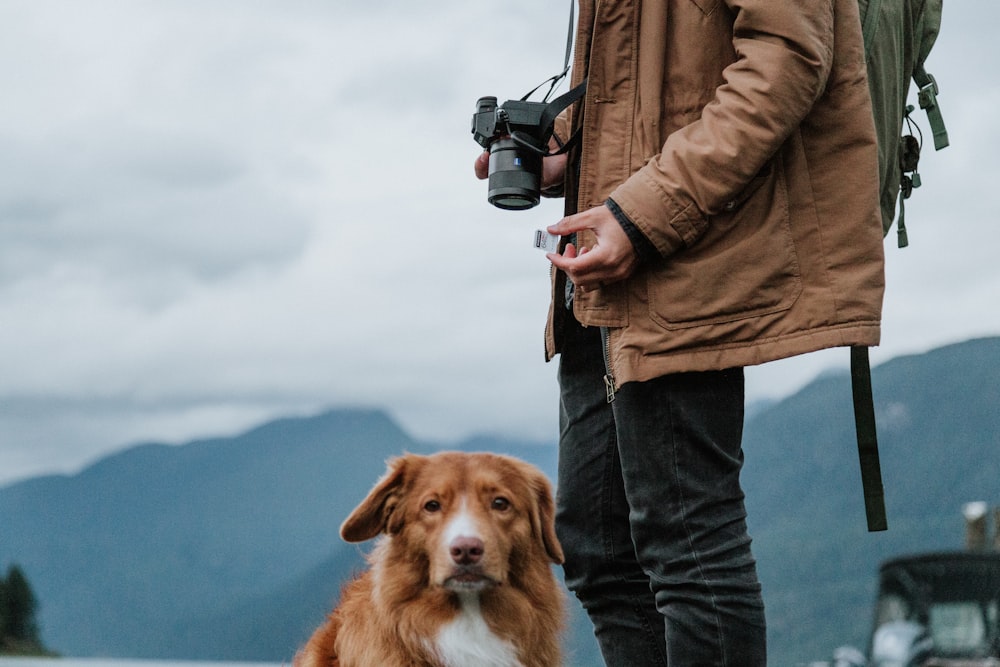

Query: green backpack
850,0,949,534
859,0,949,248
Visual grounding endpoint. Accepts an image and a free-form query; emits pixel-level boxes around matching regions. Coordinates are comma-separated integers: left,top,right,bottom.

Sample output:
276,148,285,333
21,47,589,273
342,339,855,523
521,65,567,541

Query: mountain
0,408,427,658
742,337,1000,661
1,337,999,666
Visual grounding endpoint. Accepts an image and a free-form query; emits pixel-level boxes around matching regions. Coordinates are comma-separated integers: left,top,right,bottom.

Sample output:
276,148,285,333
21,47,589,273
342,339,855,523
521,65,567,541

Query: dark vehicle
866,551,1000,666
830,504,1000,667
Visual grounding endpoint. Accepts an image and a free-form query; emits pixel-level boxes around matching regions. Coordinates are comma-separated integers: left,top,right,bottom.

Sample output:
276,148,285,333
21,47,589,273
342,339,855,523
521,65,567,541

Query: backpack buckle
917,74,940,112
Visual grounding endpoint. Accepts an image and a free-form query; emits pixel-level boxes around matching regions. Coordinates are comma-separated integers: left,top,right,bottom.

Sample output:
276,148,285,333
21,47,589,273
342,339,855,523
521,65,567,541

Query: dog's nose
449,537,485,565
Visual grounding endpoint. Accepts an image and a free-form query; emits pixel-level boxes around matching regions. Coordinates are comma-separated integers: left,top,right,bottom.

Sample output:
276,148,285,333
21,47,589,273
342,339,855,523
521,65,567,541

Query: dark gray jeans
555,318,767,666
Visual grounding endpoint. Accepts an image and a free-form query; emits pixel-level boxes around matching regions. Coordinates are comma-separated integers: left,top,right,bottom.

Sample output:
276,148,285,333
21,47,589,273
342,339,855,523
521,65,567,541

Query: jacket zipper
600,326,616,403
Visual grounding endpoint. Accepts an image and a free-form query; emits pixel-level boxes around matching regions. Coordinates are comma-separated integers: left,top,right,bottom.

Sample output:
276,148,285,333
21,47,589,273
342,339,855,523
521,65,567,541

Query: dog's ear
340,455,412,542
521,463,565,565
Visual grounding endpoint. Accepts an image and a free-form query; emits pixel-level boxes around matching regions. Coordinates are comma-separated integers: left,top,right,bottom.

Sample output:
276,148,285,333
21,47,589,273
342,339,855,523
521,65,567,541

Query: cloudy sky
1,1,997,486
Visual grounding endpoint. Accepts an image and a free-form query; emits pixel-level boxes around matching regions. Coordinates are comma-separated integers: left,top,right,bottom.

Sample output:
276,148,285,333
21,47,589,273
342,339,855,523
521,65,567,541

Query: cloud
1,1,998,486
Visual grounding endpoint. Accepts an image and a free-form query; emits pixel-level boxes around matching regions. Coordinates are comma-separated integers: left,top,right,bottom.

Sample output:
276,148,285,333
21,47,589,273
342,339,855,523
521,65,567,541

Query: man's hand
546,204,639,292
474,140,568,192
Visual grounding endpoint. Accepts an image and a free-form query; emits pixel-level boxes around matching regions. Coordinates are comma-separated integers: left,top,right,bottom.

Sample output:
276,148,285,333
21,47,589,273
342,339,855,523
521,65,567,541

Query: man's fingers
547,210,595,237
474,151,489,180
548,247,603,282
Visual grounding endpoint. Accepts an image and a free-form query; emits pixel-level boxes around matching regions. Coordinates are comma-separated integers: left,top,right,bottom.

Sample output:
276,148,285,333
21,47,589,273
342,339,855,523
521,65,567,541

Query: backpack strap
913,66,950,151
861,0,884,58
854,1,890,531
851,346,888,532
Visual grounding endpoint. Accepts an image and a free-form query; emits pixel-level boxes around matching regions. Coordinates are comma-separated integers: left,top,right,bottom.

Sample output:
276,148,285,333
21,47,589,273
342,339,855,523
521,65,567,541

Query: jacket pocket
646,159,802,329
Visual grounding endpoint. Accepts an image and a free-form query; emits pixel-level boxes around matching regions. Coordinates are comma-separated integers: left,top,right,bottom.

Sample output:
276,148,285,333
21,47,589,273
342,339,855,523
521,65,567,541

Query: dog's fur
294,451,565,667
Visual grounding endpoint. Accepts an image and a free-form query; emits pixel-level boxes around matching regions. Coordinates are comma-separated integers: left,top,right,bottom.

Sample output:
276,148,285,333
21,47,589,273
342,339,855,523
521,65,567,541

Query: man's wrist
605,198,660,265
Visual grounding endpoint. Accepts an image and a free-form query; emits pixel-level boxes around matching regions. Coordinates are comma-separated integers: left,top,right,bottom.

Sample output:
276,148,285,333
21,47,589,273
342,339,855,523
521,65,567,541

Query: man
475,2,884,664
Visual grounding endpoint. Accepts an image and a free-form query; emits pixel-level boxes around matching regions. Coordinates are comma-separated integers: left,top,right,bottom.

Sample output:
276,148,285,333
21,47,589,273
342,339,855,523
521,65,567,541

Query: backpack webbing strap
913,65,950,151
851,346,888,532
897,189,909,248
861,0,883,59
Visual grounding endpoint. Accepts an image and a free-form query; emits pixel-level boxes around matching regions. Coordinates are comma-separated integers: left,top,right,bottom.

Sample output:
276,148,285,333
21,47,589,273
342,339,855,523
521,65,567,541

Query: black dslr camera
471,97,554,211
472,3,585,211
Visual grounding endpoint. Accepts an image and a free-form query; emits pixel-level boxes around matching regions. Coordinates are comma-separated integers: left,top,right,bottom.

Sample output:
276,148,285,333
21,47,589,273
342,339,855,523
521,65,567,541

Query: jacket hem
611,323,881,385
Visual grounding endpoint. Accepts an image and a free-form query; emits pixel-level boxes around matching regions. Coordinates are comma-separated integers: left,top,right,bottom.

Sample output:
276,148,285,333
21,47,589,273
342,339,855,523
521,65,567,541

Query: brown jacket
546,0,886,386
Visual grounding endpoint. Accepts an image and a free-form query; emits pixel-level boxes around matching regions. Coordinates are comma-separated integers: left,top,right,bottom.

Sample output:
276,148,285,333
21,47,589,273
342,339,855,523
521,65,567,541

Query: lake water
0,659,281,667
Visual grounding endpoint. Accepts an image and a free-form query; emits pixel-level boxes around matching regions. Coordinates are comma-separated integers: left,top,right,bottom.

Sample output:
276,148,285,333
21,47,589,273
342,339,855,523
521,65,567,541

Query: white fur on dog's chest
429,594,523,667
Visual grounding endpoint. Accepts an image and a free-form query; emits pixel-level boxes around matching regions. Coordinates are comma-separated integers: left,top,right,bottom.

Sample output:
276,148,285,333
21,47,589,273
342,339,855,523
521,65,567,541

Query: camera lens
487,138,541,210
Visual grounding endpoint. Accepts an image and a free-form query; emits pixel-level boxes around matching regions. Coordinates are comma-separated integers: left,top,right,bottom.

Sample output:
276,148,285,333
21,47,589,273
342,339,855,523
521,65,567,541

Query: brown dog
294,451,565,667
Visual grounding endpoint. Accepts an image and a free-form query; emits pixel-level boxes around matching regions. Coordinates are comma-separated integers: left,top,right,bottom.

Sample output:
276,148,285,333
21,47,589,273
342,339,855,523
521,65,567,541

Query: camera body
471,96,553,210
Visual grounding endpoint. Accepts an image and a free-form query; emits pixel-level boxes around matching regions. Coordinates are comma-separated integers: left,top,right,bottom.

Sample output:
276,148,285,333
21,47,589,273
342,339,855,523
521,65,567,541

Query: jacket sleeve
609,1,837,259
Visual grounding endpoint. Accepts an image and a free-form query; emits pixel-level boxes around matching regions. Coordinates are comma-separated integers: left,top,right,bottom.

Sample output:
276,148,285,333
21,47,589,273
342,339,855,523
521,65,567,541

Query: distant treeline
0,564,50,655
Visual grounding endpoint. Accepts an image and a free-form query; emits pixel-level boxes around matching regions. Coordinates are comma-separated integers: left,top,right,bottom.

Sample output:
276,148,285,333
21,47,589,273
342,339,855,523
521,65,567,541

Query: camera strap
556,0,576,92
511,0,587,157
523,0,577,103
543,0,586,153
540,79,587,145
509,78,587,157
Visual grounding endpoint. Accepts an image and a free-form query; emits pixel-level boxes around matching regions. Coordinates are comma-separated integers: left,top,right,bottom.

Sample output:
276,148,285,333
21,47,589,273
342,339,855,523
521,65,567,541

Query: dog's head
340,451,564,592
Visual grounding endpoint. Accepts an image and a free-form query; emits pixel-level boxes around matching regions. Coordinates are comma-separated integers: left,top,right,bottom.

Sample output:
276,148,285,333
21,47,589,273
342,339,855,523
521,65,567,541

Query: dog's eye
491,497,511,511
423,500,441,513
